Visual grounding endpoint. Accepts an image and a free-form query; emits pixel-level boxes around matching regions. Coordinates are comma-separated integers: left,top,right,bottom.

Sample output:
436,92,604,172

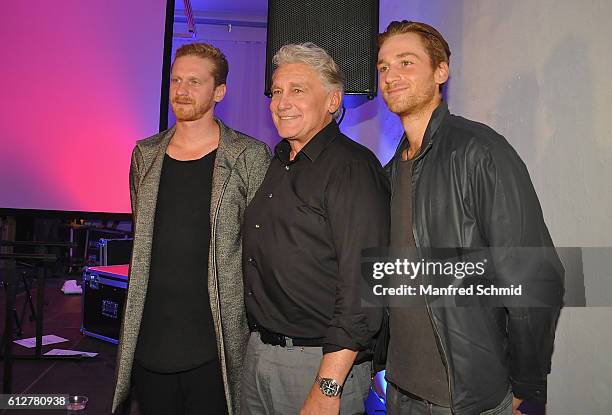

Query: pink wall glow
0,0,168,213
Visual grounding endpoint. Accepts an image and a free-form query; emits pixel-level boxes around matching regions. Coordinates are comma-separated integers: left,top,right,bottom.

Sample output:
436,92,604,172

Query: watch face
320,378,340,396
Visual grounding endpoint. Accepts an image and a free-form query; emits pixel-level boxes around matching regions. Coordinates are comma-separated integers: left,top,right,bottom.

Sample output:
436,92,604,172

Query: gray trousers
386,383,513,415
240,332,371,415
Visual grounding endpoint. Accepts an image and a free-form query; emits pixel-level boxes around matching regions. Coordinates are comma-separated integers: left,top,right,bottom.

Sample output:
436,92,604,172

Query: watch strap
315,374,344,397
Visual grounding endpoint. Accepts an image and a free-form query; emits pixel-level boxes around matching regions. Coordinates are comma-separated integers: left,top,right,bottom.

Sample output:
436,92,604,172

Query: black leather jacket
387,101,564,415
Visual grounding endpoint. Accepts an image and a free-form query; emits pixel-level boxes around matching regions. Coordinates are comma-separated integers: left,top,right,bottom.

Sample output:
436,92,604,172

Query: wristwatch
315,374,343,397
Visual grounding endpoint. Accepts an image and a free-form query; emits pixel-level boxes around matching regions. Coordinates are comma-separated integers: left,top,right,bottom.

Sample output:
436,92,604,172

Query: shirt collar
274,120,339,163
422,100,449,146
393,100,450,159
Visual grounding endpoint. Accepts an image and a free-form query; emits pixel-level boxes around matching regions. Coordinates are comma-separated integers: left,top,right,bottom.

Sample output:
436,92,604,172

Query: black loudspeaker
265,0,379,98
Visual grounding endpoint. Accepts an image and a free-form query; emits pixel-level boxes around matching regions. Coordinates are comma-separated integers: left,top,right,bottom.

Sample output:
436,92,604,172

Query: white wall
376,0,612,413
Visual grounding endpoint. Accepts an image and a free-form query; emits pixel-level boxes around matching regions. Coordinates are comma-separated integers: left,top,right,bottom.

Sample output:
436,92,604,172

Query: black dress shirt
243,121,389,353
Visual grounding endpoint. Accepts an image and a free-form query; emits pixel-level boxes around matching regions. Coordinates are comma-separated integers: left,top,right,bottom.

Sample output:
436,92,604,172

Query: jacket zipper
423,291,455,413
409,138,456,413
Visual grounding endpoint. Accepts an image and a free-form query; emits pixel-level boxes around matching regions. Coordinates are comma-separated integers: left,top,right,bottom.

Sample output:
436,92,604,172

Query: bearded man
377,21,564,415
112,42,270,415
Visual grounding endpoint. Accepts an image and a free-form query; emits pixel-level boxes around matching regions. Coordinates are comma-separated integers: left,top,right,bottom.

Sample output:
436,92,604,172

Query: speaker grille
265,0,379,97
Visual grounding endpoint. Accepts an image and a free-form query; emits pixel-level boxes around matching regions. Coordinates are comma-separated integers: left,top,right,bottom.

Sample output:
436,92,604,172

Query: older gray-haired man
240,43,389,415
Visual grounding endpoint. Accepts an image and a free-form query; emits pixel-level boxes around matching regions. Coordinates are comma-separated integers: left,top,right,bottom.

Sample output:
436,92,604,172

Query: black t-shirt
135,150,217,373
387,144,450,406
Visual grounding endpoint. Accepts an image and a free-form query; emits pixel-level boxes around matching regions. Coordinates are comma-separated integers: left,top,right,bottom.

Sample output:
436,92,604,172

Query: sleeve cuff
511,378,547,404
322,344,344,354
323,324,374,354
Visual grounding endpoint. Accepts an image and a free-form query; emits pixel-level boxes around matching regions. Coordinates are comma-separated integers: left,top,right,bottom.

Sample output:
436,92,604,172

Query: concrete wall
377,1,612,413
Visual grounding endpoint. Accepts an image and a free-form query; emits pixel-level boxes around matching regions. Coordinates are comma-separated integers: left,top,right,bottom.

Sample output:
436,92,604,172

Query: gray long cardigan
111,119,271,414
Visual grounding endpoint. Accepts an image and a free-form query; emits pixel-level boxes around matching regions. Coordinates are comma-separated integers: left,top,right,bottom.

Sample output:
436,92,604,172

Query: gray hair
272,42,345,119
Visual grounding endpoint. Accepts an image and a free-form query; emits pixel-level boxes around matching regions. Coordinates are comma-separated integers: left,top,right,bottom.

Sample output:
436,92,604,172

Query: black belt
252,325,324,347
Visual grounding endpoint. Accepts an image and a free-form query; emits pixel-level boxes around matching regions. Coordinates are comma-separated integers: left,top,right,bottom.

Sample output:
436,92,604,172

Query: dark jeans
132,358,227,415
386,382,513,415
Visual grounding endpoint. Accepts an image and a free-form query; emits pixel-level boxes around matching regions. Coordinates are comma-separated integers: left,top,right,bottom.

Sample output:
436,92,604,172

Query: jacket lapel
137,127,175,211
210,118,247,223
131,127,174,287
